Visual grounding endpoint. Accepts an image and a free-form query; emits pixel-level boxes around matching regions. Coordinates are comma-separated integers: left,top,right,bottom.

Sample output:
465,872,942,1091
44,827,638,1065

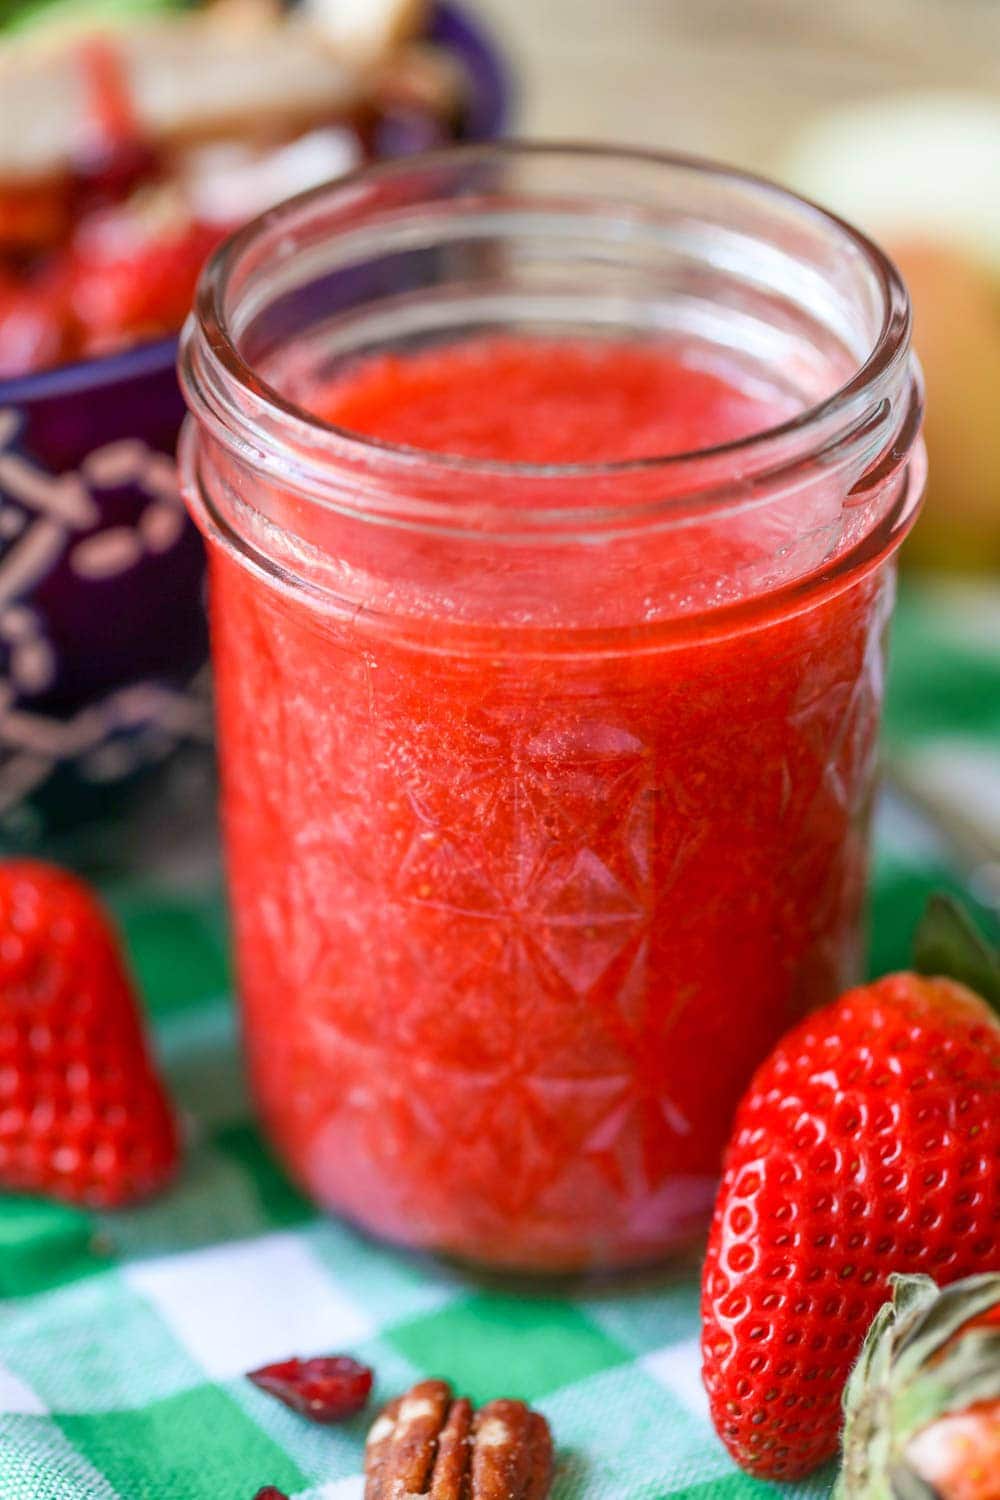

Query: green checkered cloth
2,582,999,1500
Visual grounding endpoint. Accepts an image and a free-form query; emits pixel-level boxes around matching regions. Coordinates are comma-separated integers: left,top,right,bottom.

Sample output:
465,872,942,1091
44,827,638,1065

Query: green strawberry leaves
836,1273,1000,1499
913,892,1000,1007
894,1271,1000,1378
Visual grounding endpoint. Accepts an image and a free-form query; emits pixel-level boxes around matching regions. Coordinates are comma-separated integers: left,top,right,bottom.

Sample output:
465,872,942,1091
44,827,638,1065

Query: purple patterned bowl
0,1,509,844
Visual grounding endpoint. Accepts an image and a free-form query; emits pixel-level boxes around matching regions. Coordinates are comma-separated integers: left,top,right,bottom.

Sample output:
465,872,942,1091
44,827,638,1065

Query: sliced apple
0,4,368,185
302,0,428,67
780,93,1000,572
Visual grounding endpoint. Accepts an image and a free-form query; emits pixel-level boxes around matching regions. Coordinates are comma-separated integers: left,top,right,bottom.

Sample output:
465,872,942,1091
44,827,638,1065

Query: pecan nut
364,1379,554,1500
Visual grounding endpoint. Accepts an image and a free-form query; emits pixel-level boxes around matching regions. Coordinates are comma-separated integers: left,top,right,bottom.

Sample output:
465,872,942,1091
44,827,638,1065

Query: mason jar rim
185,140,913,489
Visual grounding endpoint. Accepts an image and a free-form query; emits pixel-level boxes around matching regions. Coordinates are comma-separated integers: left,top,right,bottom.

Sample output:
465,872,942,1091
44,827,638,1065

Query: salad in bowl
0,0,506,843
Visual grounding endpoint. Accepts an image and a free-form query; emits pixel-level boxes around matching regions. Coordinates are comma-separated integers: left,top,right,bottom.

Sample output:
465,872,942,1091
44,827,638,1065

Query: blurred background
1,0,999,951
478,0,1000,160
481,0,1000,574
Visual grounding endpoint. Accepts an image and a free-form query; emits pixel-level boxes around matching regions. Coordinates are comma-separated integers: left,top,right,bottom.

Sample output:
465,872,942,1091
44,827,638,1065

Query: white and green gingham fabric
1,582,999,1500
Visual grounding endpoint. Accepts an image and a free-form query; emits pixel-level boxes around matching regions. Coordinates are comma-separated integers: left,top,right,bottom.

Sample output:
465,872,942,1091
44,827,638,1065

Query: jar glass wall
180,145,924,1271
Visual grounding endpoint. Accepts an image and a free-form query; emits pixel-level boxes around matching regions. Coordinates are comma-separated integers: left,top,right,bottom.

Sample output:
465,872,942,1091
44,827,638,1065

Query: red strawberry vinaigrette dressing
179,146,925,1271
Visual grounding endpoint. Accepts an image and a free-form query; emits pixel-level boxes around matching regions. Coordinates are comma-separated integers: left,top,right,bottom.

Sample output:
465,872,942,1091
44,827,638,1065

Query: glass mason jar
179,145,924,1272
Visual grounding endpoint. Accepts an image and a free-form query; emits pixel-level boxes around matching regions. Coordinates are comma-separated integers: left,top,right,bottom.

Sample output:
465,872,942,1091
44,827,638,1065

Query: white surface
641,1336,711,1425
0,1362,48,1416
125,1231,374,1381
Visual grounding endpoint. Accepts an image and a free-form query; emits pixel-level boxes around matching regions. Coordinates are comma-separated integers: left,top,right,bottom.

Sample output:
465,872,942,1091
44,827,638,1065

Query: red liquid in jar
210,337,889,1270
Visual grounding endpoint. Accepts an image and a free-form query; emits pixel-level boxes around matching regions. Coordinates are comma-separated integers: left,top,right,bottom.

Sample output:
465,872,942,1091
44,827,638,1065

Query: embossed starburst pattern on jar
211,545,893,1268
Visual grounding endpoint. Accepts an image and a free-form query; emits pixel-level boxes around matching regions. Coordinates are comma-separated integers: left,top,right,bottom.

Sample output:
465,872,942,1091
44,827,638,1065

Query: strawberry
67,202,223,356
0,861,179,1208
837,1272,1000,1500
701,896,1000,1481
0,268,72,378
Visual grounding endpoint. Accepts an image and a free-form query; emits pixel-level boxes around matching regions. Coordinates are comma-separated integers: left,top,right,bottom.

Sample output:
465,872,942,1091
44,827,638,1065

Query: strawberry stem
913,893,1000,1007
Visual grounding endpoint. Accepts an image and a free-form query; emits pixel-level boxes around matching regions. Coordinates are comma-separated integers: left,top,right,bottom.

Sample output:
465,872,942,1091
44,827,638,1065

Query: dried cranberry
247,1354,373,1423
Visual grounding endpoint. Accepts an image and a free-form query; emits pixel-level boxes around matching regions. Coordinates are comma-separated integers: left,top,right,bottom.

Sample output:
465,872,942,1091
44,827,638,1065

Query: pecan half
364,1379,554,1500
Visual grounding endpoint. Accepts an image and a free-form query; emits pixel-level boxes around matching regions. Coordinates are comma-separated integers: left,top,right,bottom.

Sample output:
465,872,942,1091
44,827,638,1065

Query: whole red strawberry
0,861,179,1207
701,897,1000,1482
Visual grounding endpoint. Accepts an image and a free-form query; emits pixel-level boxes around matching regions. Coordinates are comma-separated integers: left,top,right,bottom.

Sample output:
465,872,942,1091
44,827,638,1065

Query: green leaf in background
0,0,189,38
913,891,1000,1006
883,585,1000,749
